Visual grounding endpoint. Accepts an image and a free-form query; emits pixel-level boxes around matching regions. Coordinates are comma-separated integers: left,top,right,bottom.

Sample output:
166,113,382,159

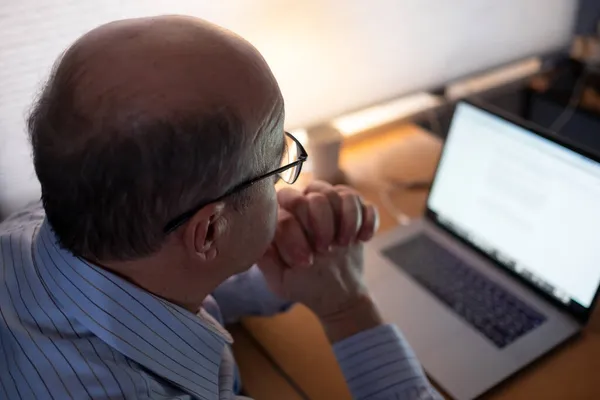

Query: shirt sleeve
333,324,442,400
211,264,293,324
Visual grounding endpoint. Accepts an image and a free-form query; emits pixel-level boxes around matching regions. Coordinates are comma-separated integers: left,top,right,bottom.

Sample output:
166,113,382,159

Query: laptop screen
428,102,600,310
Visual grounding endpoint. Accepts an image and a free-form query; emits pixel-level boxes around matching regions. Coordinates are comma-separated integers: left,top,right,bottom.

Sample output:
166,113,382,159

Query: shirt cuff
333,324,441,400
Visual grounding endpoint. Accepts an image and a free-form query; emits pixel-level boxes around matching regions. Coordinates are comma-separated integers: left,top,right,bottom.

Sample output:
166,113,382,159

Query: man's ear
183,201,227,262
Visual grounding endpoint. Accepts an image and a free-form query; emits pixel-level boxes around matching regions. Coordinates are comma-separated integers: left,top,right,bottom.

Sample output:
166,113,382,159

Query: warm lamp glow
446,57,542,100
331,93,443,137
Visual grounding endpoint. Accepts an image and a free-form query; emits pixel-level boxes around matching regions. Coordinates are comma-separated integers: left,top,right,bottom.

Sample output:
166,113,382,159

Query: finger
277,188,311,229
337,191,362,246
277,188,317,249
304,182,343,216
306,192,335,253
306,182,366,245
304,181,344,238
357,203,379,241
274,208,314,268
304,180,334,194
278,187,337,252
334,185,368,244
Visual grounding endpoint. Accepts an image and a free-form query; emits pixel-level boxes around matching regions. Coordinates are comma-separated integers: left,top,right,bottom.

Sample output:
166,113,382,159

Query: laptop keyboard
382,235,547,348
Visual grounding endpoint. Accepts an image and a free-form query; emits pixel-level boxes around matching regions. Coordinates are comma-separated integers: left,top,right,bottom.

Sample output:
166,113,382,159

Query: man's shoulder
2,328,162,399
0,201,45,235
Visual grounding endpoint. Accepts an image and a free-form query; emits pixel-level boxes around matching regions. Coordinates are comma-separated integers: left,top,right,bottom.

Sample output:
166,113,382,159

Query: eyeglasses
163,131,308,233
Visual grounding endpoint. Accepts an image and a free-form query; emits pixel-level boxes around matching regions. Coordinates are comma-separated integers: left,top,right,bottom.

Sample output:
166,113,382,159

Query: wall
0,0,576,217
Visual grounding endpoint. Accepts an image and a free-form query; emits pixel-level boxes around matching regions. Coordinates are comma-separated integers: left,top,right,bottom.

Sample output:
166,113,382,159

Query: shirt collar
33,219,231,399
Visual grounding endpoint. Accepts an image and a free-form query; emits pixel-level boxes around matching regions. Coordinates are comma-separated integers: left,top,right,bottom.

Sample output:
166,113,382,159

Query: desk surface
235,123,600,400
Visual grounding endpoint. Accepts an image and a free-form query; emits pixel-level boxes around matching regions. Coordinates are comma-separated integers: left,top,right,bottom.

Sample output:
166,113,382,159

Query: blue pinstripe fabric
334,325,442,400
0,205,440,400
0,209,236,400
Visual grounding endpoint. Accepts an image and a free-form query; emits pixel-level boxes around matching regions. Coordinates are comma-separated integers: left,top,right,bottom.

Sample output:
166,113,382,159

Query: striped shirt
0,204,440,399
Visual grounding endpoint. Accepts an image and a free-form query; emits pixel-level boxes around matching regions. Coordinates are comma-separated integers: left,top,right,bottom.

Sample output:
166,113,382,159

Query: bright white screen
428,103,600,308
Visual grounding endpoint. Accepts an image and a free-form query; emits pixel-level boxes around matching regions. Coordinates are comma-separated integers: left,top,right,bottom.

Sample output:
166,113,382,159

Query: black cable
550,69,590,134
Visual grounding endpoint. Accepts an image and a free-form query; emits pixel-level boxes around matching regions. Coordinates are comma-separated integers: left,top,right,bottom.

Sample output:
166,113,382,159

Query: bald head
28,16,285,260
68,16,282,134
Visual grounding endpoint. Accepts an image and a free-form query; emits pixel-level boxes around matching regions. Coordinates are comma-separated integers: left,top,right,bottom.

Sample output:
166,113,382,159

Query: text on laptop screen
428,102,600,309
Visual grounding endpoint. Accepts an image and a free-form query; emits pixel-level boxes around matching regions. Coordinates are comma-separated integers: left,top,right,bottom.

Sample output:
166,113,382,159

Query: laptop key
383,235,547,349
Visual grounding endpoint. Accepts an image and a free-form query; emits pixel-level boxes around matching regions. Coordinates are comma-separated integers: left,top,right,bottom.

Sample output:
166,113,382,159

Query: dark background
576,0,600,35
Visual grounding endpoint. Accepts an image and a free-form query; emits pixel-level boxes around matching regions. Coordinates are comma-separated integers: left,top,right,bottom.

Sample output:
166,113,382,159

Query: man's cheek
267,190,279,240
250,195,278,255
265,205,278,245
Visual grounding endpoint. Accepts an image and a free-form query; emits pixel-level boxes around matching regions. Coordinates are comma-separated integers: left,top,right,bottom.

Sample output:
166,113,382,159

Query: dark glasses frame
163,131,308,233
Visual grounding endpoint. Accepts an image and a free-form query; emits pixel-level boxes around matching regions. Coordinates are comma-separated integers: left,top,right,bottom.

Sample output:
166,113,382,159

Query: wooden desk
232,123,600,400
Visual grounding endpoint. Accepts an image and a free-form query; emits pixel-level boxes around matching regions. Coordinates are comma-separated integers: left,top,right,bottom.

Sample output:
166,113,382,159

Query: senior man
0,16,440,400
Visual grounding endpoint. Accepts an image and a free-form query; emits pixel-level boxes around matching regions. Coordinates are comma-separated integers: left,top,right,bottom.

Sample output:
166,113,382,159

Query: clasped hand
258,181,379,321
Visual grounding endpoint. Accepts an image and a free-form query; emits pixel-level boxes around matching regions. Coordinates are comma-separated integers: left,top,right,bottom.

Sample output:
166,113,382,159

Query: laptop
364,101,600,399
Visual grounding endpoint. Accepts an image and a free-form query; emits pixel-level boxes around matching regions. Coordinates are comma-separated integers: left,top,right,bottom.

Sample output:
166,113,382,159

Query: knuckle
340,191,359,204
278,212,296,228
324,189,342,203
306,192,328,205
305,180,331,193
361,203,373,216
288,195,308,213
335,185,360,197
334,184,353,192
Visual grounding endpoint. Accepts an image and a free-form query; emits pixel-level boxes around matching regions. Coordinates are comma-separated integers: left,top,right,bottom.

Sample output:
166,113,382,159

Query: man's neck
100,249,221,313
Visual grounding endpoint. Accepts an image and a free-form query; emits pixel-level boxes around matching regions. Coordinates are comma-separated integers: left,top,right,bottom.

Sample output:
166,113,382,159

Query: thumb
257,245,287,297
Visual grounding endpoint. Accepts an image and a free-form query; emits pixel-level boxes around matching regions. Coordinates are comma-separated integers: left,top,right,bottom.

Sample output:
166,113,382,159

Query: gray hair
28,55,252,261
